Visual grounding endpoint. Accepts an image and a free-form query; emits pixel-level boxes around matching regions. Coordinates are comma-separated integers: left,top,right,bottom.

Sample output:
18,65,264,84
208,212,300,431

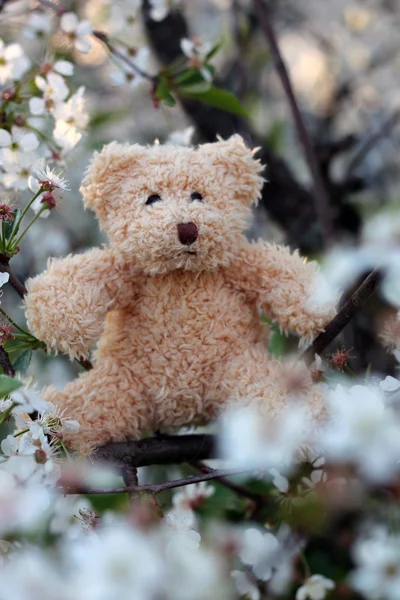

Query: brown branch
253,0,334,247
96,433,216,469
303,268,382,363
63,466,248,496
0,345,15,376
93,31,157,83
0,262,27,297
194,461,266,505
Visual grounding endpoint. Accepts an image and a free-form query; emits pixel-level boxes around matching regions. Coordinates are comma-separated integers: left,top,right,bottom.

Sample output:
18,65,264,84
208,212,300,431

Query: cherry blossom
0,40,30,84
59,12,93,54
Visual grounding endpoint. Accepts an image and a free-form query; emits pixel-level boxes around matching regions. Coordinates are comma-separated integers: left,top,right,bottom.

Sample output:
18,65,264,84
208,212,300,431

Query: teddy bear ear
80,142,146,211
198,134,265,206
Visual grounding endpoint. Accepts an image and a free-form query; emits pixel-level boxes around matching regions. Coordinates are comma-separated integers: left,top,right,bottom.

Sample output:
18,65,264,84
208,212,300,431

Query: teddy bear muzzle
177,222,198,246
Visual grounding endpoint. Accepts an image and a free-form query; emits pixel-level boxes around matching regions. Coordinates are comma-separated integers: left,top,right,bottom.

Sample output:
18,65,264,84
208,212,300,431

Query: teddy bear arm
24,248,122,360
230,241,336,345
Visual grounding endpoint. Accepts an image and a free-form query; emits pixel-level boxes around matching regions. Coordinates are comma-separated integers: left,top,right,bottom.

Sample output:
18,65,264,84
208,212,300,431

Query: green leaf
0,374,22,396
178,86,248,118
90,108,130,129
174,68,203,86
155,82,176,107
13,349,32,375
4,209,21,239
177,81,212,94
205,42,222,61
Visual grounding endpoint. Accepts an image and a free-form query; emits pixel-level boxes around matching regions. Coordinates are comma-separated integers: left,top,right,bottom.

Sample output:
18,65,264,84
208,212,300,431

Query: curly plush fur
24,135,335,453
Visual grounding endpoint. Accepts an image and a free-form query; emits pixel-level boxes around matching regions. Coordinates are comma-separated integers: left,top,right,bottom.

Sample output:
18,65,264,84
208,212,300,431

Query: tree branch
0,262,27,297
63,466,247,496
0,345,15,376
95,433,216,469
303,268,382,363
253,0,333,247
194,461,266,505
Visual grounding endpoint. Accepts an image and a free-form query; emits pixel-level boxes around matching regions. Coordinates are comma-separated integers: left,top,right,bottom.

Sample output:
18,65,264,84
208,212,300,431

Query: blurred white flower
60,12,93,54
0,469,51,536
166,126,195,146
319,383,400,482
231,570,260,600
180,37,213,81
149,0,180,21
109,47,151,87
219,404,311,472
0,272,9,288
53,86,89,151
0,40,30,85
296,575,335,600
173,482,214,511
68,525,165,598
350,526,400,600
23,11,54,40
30,72,69,115
239,527,280,581
269,467,289,493
0,151,40,190
0,126,39,153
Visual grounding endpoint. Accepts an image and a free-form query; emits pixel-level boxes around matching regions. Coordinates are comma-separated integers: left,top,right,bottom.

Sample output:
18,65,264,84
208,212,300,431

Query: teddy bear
24,135,335,453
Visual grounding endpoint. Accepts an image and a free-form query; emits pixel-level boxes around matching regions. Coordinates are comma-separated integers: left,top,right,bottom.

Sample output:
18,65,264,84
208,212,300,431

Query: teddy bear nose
177,222,198,245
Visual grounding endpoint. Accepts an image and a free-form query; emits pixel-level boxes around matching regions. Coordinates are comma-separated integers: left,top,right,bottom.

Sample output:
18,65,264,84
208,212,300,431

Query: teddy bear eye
146,194,162,205
190,192,203,202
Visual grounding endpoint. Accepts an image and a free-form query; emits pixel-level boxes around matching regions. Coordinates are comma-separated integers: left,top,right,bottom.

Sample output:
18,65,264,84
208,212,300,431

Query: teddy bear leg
43,363,151,455
207,345,326,422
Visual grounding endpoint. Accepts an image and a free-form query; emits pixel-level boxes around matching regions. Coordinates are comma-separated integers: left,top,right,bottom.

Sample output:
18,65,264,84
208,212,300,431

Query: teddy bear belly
98,282,268,428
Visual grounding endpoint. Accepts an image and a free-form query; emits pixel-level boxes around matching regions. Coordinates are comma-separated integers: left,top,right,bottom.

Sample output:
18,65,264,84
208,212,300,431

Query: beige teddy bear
24,135,335,453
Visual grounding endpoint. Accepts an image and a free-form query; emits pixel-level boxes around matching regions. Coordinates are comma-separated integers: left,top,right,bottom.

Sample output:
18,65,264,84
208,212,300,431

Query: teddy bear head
80,135,264,275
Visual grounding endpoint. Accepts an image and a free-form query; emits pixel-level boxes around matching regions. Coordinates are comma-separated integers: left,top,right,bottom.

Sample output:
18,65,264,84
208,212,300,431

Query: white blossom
23,12,54,40
0,126,39,153
350,526,400,600
231,570,260,600
296,575,335,600
172,482,214,511
59,12,93,54
0,272,9,288
0,40,30,84
29,163,70,192
219,404,312,472
149,0,181,22
318,383,400,482
30,72,69,115
0,151,40,190
239,527,280,581
166,126,195,146
109,47,151,87
53,86,89,151
180,37,213,81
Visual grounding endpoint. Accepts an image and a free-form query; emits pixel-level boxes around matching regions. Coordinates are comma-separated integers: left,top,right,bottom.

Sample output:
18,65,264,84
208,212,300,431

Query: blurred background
1,0,399,387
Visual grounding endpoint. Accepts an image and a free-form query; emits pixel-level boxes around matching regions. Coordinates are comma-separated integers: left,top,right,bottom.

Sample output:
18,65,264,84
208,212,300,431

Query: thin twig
0,346,15,376
253,0,334,247
63,467,248,496
0,262,27,297
194,461,266,504
346,108,400,177
302,268,382,363
36,0,156,82
93,31,157,83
